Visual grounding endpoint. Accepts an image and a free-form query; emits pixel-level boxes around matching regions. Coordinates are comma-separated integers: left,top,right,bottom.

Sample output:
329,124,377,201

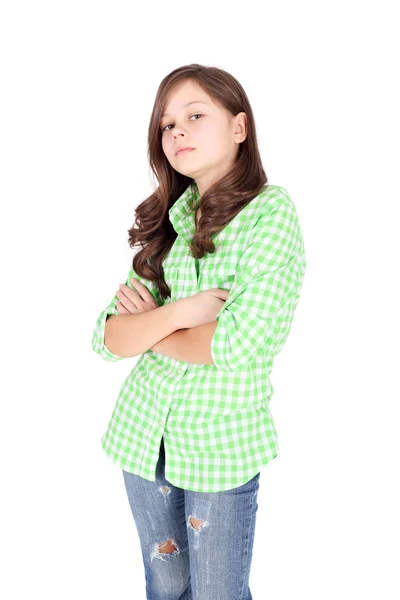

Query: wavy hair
127,63,269,300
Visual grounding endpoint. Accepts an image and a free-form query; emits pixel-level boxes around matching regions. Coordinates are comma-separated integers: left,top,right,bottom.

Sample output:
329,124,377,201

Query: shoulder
248,185,304,258
252,184,298,222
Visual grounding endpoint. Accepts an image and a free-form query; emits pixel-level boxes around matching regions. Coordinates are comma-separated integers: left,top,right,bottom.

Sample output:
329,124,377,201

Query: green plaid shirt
92,183,306,492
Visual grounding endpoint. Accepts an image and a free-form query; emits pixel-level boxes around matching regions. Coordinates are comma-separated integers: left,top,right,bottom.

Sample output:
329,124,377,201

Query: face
160,79,247,197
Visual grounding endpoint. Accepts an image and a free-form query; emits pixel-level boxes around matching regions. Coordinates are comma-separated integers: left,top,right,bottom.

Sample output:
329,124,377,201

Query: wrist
165,299,184,331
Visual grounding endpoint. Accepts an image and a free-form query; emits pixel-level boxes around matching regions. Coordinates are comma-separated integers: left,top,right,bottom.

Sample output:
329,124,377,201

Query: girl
92,63,306,600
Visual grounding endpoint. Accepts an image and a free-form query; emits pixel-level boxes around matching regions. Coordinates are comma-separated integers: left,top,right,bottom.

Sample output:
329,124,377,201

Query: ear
233,112,247,143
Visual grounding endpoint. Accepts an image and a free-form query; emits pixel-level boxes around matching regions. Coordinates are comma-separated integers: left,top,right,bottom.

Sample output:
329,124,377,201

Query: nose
172,121,188,139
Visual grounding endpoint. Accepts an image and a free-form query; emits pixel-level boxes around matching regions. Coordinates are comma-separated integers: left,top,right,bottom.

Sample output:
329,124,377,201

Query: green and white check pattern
92,183,306,492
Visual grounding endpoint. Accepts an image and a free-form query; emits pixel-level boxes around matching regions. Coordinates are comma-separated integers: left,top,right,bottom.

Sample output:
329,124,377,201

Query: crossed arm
150,321,217,365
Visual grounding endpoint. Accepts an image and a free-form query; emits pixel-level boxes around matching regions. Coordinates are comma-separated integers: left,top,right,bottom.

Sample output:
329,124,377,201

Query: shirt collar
168,181,201,240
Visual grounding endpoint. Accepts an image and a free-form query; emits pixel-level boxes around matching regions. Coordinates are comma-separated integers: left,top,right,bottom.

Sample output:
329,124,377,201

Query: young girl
92,63,306,600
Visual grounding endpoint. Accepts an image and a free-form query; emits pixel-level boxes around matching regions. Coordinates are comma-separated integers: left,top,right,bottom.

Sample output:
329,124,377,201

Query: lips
176,147,195,155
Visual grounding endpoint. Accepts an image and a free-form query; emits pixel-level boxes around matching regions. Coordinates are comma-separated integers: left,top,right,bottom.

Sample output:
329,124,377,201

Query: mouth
176,148,195,156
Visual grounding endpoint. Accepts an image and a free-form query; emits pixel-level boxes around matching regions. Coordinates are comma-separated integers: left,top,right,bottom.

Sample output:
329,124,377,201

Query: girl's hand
115,278,158,314
174,288,230,329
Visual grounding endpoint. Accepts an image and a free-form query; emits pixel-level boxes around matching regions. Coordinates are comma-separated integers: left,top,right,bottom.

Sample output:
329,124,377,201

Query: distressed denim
122,437,261,600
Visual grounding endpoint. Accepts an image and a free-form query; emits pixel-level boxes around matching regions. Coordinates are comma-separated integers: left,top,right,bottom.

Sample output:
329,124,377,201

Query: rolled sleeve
210,198,306,371
91,303,125,362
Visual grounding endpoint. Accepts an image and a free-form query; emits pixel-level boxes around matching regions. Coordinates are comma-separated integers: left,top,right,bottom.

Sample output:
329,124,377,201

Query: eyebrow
161,101,208,119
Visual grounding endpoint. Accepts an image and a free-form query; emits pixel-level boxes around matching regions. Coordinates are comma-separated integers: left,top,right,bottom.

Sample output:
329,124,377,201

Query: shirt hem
101,436,278,493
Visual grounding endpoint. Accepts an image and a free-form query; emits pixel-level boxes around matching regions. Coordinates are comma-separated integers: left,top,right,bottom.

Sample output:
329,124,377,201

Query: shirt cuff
210,303,269,371
91,307,124,362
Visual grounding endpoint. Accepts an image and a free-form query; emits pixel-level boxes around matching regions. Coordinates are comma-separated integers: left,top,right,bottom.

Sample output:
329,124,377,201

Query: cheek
200,126,228,155
161,137,174,159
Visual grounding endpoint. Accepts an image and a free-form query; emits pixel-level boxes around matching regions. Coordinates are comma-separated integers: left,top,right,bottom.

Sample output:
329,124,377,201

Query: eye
161,113,203,132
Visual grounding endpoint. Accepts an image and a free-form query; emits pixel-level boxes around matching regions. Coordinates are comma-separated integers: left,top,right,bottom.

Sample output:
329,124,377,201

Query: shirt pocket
162,260,180,302
163,258,197,302
199,252,241,294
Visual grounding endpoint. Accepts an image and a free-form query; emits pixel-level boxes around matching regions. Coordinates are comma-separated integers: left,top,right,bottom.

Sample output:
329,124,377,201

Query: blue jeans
122,436,261,600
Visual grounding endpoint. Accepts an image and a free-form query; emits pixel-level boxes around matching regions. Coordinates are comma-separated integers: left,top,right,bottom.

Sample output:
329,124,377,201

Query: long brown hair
127,63,268,300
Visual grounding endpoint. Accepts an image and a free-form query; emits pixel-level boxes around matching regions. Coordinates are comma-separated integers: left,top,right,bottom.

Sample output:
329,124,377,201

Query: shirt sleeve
210,197,306,371
91,266,163,362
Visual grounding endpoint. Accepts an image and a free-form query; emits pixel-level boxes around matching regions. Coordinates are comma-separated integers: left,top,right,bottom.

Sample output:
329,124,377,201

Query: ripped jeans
122,436,261,600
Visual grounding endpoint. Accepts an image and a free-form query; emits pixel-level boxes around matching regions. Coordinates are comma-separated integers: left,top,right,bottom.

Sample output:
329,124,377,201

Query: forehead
161,81,213,118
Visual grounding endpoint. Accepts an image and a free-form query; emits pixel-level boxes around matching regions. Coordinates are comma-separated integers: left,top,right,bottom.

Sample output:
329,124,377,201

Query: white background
1,1,399,598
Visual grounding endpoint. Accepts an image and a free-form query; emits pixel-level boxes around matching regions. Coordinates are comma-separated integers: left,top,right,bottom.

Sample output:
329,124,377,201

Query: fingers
116,294,136,313
116,285,141,312
116,302,130,314
129,278,154,303
208,288,230,299
116,278,158,313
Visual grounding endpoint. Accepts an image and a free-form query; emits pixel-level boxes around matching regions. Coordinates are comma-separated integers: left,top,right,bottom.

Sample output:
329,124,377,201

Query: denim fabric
122,437,261,600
